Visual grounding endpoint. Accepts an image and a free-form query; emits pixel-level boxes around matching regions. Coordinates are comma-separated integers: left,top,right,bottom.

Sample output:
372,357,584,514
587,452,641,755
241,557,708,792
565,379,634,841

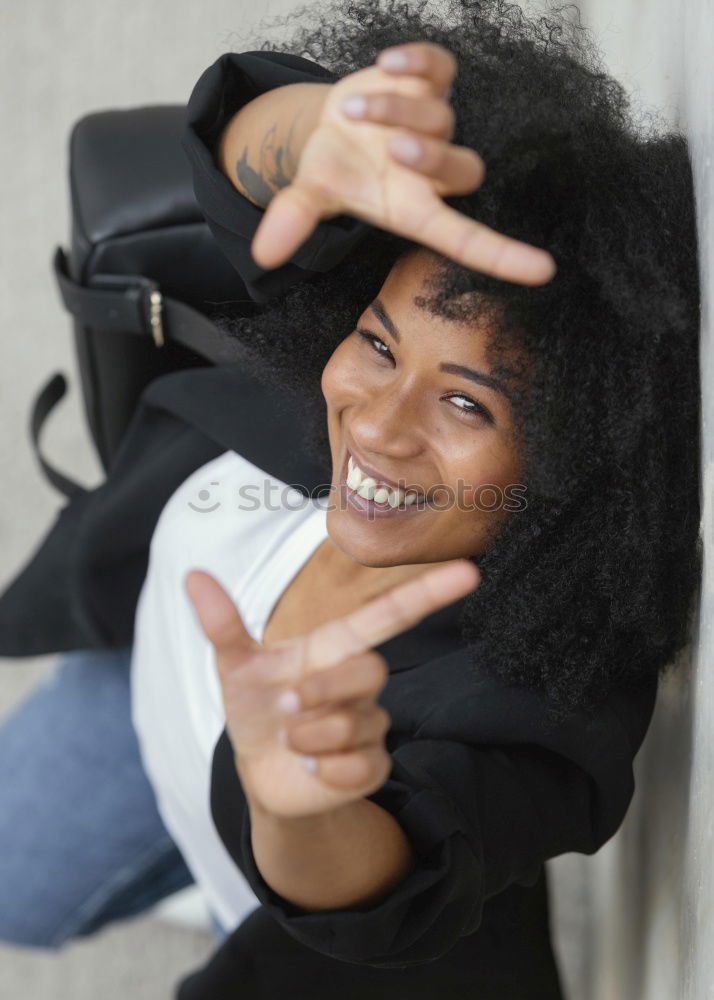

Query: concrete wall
549,2,713,997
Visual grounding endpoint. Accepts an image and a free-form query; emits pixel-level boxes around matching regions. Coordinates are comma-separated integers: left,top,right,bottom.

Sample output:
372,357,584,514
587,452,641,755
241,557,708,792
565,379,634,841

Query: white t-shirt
130,449,329,932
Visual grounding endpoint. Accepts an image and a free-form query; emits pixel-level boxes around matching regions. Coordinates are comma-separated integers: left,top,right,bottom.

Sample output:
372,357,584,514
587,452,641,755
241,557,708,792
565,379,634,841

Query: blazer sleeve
207,661,658,967
180,50,372,304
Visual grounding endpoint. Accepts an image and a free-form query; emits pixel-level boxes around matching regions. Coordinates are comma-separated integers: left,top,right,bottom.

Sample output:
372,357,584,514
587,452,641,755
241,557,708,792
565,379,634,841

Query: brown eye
443,392,494,424
358,330,394,361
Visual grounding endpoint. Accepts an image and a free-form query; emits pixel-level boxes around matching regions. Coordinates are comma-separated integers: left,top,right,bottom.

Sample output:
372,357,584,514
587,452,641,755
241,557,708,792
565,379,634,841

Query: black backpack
33,103,253,498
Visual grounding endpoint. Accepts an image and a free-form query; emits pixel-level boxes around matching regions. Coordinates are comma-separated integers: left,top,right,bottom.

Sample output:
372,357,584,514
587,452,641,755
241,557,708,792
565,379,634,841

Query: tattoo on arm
234,112,303,209
234,151,274,207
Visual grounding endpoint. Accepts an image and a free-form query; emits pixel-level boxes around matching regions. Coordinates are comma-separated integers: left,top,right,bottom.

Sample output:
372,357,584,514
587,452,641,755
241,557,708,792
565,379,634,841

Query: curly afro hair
211,0,702,729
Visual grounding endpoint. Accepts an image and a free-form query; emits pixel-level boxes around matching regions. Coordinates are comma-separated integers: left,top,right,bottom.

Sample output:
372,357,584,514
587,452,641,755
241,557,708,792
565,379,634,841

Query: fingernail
378,49,409,70
301,755,318,772
390,134,422,163
506,246,557,283
276,689,301,714
340,95,367,118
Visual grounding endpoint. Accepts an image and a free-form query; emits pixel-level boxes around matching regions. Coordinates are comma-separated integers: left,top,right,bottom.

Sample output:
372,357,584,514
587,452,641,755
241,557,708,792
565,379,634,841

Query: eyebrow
367,298,511,400
437,362,510,399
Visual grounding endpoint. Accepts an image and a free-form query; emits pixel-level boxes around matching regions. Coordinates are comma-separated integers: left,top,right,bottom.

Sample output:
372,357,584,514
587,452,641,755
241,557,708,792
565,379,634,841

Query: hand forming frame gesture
184,559,479,820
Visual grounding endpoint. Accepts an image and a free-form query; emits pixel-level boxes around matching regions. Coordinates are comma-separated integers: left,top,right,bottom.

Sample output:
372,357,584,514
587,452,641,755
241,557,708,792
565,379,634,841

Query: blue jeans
0,647,229,949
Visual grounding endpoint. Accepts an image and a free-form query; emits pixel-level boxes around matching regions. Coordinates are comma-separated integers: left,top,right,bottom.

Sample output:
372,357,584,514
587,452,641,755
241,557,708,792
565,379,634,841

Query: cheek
449,439,522,499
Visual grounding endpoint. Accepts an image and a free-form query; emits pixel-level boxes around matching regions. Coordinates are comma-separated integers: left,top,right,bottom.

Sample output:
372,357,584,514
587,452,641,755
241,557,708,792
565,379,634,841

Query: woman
0,1,700,998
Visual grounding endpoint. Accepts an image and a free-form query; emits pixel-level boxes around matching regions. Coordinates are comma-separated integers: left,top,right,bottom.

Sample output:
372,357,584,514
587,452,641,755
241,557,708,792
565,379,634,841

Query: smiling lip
339,450,435,519
346,447,408,492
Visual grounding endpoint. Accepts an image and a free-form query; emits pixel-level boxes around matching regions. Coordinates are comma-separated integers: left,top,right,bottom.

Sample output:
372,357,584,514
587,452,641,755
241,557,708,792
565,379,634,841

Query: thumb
183,570,259,665
250,183,334,270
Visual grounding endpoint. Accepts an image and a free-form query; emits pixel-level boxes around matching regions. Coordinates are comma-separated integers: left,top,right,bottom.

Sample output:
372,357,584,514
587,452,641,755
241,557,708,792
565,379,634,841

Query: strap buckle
148,288,164,347
86,267,165,348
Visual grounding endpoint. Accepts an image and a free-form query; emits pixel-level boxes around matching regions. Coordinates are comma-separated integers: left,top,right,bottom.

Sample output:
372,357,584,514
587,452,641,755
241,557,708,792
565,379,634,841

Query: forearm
247,793,417,911
215,82,331,207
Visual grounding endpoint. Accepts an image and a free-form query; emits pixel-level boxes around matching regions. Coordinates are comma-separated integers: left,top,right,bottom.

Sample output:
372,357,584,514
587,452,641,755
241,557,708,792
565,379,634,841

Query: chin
325,515,409,568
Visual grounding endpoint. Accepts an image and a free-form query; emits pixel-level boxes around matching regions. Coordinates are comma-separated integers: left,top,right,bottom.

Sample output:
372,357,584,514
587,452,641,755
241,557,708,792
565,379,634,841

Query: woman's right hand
184,558,479,820
251,41,556,286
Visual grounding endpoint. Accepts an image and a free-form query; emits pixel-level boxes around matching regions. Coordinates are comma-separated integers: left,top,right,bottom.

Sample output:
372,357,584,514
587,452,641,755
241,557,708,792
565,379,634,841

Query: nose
348,380,423,461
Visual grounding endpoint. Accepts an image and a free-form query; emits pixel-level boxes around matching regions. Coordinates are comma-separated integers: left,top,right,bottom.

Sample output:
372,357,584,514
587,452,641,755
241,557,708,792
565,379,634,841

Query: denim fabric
0,646,221,948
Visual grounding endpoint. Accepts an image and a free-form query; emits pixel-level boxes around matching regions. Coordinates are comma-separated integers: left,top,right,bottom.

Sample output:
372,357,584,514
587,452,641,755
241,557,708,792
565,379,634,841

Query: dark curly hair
211,0,702,729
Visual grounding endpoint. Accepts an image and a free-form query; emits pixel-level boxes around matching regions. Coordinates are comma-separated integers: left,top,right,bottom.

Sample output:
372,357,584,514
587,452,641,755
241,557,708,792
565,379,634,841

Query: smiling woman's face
321,250,526,568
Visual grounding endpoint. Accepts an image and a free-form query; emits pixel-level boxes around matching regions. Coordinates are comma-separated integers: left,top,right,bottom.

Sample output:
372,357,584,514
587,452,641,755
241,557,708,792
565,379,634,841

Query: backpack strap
52,246,240,363
30,373,89,498
31,247,245,499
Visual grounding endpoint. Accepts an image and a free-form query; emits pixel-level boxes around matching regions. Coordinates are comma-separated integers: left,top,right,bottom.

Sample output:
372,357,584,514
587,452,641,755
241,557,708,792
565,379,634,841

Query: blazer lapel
144,365,331,495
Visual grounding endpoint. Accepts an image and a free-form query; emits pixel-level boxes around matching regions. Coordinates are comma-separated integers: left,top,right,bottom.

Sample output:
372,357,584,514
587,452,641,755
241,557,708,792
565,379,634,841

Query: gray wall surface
563,2,713,998
0,1,709,997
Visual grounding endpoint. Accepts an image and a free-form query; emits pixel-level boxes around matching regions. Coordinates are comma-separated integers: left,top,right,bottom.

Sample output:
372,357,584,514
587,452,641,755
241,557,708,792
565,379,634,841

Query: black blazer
0,51,658,1000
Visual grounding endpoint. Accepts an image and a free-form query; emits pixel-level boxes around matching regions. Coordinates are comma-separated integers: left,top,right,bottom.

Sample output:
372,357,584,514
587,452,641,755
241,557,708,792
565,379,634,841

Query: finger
341,93,455,140
376,42,457,97
398,193,557,285
299,744,392,792
388,133,484,195
280,702,390,755
183,570,259,660
294,651,388,711
303,558,479,672
251,182,337,270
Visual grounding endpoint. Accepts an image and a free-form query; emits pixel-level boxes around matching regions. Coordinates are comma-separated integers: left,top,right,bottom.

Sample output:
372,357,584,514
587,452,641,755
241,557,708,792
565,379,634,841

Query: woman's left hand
184,560,479,819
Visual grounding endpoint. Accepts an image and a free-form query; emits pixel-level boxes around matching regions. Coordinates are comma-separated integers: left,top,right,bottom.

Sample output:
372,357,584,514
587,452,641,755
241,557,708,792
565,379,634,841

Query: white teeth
347,454,424,508
356,478,377,499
